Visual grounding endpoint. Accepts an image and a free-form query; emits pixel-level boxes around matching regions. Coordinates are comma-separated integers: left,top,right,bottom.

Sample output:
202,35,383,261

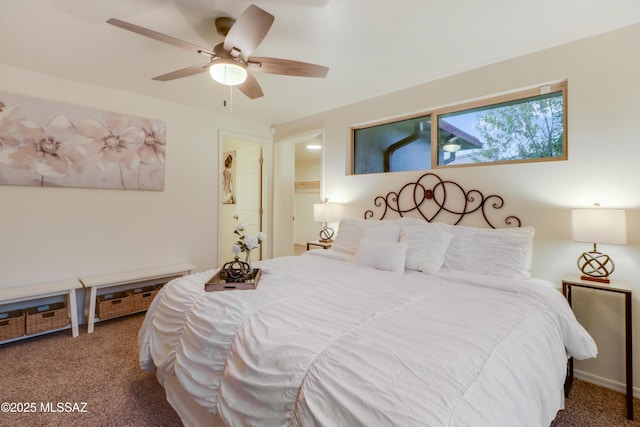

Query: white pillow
386,217,425,226
332,219,402,254
362,223,402,242
355,239,408,273
331,218,368,255
400,223,453,275
443,225,535,279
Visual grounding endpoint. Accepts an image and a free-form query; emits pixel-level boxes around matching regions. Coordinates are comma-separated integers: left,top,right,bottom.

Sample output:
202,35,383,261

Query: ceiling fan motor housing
215,17,235,37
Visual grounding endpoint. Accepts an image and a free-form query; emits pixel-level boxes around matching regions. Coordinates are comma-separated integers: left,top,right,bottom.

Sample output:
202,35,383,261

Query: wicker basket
96,291,132,319
127,285,158,312
25,302,69,335
0,309,25,341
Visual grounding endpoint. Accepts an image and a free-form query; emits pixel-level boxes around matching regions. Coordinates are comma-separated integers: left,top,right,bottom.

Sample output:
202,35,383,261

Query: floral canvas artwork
0,92,166,190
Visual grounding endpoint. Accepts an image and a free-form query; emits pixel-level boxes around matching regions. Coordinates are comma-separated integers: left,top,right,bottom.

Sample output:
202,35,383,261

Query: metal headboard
363,172,521,228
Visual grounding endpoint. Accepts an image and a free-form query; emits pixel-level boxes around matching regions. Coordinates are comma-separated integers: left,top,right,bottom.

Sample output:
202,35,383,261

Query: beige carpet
0,314,182,427
1,313,638,426
552,379,640,426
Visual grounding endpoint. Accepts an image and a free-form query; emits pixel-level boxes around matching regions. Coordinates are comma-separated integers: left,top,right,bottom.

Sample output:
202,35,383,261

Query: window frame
350,81,568,174
432,81,567,168
351,113,432,175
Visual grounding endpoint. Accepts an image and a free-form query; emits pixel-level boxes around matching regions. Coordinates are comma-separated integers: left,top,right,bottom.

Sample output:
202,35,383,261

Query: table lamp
313,199,338,242
571,205,626,283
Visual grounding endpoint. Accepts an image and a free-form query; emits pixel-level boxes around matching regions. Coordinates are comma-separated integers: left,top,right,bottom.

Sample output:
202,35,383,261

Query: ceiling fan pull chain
224,86,233,113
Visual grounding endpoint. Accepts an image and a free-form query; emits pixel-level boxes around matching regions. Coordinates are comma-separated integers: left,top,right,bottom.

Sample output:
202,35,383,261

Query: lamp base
580,274,610,284
319,226,334,242
577,250,615,283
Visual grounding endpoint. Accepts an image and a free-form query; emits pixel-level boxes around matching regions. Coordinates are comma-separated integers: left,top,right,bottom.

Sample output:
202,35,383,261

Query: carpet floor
0,313,638,426
0,314,181,427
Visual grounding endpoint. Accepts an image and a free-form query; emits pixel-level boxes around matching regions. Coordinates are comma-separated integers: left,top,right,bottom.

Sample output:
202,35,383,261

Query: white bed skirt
157,369,225,427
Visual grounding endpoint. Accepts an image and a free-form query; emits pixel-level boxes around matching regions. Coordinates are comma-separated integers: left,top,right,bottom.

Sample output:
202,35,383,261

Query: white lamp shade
313,202,338,223
571,208,627,245
209,60,248,86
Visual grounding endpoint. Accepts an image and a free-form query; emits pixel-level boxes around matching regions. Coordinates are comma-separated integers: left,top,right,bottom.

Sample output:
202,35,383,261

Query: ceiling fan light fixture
106,4,328,100
209,59,248,86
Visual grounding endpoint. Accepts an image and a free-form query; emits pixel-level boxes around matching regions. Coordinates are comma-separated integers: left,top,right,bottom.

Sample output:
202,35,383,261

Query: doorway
219,133,271,267
273,130,324,257
293,136,323,254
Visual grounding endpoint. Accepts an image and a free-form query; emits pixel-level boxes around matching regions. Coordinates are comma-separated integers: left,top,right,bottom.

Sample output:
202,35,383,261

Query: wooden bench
1,279,83,343
80,264,196,333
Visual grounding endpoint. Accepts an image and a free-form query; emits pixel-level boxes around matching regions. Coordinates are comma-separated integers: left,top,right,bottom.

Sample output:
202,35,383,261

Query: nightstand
562,273,633,420
306,240,332,250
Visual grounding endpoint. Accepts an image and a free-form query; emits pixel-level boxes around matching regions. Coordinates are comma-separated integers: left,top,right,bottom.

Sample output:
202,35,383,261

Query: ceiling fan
107,4,329,99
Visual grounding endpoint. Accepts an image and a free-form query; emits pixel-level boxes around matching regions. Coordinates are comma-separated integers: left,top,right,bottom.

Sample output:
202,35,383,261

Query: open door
236,144,263,257
220,136,268,266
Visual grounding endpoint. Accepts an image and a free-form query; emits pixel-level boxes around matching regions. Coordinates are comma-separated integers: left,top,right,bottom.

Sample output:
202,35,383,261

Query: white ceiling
2,0,640,125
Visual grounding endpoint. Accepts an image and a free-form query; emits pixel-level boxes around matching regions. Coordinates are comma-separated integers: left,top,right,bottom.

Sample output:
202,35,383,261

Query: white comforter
139,252,596,427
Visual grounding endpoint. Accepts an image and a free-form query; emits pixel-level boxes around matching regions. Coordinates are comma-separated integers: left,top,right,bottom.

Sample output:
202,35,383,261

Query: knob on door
233,215,239,220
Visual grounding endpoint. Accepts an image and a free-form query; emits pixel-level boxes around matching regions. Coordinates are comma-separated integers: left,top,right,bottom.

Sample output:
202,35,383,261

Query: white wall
274,24,640,394
0,64,271,287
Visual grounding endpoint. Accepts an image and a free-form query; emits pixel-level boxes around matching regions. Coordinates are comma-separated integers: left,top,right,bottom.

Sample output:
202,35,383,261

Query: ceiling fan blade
107,18,214,56
247,57,329,78
223,5,274,61
237,73,264,99
152,63,211,81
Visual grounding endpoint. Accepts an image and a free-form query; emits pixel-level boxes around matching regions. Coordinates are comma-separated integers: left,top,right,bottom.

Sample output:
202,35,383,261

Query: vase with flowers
232,223,266,279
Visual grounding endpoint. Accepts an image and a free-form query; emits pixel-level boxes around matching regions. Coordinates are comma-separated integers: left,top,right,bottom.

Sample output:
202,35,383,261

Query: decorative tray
205,268,261,292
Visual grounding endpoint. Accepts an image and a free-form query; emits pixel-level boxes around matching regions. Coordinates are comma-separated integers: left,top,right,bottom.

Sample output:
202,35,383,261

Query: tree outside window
438,89,565,166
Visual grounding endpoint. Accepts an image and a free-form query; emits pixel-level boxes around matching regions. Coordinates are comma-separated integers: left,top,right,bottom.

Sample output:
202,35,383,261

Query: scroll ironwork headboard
364,172,521,228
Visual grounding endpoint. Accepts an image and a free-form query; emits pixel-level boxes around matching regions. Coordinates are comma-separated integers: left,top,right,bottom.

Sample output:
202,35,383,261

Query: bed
139,173,597,427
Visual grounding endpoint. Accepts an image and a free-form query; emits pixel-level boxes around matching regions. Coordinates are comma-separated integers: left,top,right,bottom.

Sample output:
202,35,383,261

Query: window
351,82,567,174
435,83,566,167
352,114,431,175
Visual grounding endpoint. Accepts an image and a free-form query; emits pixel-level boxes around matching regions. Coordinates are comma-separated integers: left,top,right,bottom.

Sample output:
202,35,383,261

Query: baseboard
575,369,639,398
